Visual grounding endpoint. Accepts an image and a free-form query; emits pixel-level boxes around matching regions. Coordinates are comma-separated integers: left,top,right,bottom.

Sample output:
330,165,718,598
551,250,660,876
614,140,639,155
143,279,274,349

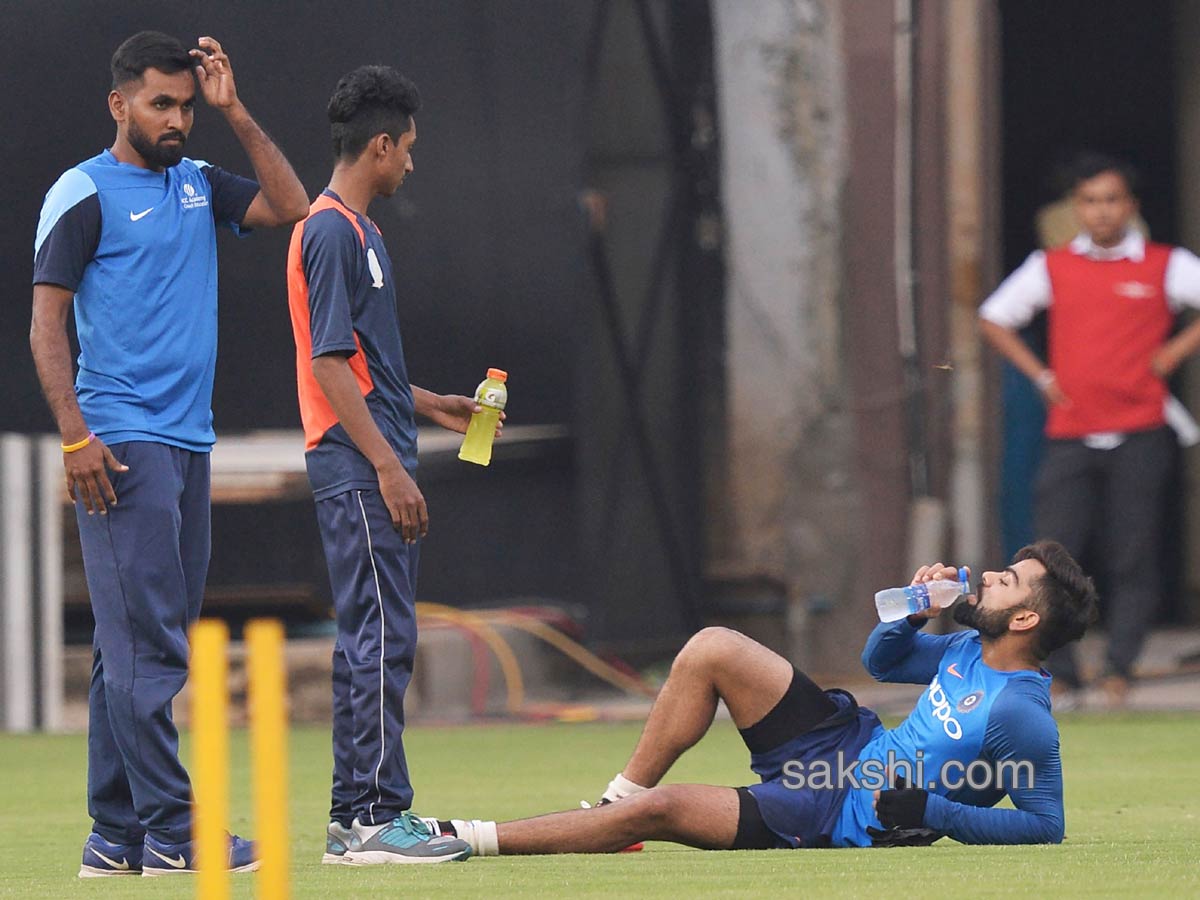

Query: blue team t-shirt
286,190,418,501
831,621,1066,847
32,149,259,451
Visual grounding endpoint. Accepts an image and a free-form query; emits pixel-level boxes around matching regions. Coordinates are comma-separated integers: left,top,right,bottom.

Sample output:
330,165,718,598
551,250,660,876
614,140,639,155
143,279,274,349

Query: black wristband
876,788,929,829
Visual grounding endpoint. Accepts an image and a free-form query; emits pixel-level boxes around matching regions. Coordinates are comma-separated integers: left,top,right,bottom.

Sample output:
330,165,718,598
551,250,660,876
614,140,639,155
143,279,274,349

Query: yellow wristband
61,432,96,453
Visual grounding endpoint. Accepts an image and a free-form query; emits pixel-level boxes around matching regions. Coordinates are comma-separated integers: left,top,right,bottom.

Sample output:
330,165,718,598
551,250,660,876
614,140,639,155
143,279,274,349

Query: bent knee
675,627,745,669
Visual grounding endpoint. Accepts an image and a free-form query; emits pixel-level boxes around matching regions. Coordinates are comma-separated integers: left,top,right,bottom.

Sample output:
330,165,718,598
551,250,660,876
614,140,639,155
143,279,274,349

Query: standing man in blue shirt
30,31,308,877
435,541,1097,855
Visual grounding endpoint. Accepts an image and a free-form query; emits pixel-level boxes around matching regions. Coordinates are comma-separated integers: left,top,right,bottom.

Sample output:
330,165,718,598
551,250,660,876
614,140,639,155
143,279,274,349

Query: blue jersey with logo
33,150,259,451
831,619,1065,846
286,190,418,501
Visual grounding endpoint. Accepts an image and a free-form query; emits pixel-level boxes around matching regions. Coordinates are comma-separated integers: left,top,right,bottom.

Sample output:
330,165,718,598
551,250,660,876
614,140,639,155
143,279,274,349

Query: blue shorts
743,685,883,849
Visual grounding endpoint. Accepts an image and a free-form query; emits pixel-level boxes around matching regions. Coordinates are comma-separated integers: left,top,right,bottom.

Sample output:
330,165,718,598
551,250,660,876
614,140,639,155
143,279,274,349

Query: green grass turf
1,714,1197,898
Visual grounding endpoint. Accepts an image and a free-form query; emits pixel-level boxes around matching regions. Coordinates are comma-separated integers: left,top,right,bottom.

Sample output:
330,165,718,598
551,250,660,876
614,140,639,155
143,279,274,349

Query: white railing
0,434,64,732
0,426,567,732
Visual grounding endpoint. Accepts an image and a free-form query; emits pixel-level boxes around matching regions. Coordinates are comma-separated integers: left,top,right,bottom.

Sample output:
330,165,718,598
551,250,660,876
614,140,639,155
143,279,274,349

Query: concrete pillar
944,0,998,577
711,0,862,671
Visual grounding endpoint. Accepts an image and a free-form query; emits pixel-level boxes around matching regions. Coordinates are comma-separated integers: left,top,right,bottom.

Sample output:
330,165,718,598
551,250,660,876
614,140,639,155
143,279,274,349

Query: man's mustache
159,131,187,144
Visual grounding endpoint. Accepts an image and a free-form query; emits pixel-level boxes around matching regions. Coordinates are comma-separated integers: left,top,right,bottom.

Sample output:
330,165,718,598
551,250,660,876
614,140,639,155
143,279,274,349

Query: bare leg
496,785,740,854
622,628,795,787
466,631,791,857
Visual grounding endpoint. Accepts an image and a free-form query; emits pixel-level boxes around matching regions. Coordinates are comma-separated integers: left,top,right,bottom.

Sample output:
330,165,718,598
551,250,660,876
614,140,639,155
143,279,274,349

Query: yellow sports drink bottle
458,368,508,466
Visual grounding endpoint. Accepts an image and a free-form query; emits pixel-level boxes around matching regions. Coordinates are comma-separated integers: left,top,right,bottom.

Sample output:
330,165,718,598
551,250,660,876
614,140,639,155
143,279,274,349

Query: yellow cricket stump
190,619,230,900
190,617,290,899
247,618,290,900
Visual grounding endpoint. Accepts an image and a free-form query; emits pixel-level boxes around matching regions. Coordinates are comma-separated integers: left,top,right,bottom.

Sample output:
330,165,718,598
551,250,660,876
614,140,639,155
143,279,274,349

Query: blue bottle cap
957,566,969,587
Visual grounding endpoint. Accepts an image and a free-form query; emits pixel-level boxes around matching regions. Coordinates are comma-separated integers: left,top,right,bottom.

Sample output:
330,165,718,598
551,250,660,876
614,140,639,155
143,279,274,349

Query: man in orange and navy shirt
286,65,499,865
980,152,1200,707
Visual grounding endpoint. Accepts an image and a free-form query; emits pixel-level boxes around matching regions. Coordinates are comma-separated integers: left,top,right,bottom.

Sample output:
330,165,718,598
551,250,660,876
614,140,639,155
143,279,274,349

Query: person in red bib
979,153,1200,708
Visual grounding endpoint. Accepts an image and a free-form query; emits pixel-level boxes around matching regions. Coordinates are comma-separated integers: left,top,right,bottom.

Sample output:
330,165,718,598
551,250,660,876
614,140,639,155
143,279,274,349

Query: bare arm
412,385,446,421
412,384,505,436
31,285,88,444
191,36,308,227
30,284,128,514
979,318,1069,406
1152,314,1200,378
311,355,427,542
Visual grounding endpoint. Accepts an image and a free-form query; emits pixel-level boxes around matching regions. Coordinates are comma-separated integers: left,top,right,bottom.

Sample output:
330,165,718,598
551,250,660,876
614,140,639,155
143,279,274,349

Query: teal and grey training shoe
322,821,355,865
79,833,143,877
343,813,473,865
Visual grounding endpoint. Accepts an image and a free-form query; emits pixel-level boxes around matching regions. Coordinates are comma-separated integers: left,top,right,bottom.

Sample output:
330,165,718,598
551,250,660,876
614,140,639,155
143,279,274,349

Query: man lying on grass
437,541,1096,853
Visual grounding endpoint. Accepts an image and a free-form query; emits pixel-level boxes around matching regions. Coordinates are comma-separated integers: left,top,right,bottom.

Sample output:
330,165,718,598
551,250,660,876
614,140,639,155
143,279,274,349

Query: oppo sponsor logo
928,674,963,740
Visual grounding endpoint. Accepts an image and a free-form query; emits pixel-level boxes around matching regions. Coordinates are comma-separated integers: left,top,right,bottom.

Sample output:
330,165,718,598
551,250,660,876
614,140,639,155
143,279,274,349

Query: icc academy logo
180,180,209,211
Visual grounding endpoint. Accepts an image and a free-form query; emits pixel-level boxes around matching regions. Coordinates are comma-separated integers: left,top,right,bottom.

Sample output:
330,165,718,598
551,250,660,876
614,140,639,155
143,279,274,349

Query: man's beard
952,593,1016,640
128,117,187,169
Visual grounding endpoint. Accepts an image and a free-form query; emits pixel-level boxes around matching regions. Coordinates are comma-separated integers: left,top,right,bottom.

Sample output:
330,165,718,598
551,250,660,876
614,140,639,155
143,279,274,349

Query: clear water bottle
874,567,969,623
458,368,508,466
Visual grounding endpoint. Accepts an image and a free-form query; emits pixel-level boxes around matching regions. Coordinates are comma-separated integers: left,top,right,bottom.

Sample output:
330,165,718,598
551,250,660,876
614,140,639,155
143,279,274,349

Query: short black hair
111,31,193,90
1013,540,1098,660
1070,151,1141,198
327,65,421,160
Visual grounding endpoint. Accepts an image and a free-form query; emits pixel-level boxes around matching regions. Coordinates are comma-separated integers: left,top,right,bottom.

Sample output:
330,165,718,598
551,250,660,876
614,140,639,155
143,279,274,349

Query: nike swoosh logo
89,848,130,870
947,663,963,679
146,846,187,868
130,207,154,221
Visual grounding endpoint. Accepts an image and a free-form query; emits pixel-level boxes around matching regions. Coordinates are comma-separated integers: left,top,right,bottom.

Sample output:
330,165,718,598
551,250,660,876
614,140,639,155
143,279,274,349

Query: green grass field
2,714,1198,898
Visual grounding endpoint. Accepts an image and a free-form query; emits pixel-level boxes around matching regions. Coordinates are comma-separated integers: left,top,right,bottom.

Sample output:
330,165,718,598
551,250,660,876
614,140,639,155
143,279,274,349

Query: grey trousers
1034,426,1174,685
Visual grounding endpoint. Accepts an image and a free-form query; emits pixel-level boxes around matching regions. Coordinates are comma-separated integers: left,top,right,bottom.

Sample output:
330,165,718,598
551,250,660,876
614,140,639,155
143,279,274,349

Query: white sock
601,772,648,804
450,818,500,856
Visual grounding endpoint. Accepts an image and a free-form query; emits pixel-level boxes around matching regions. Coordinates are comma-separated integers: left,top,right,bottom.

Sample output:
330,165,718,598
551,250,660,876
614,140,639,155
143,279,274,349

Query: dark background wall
3,0,591,432
1000,0,1177,266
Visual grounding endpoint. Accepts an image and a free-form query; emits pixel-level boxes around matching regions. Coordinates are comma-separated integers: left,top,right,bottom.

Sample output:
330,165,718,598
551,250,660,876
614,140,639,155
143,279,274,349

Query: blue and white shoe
78,833,143,877
142,833,259,876
343,813,472,865
321,821,355,865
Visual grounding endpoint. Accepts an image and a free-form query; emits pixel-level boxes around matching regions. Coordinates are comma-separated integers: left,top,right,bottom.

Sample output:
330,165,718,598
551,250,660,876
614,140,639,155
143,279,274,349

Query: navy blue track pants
76,441,209,844
317,488,419,827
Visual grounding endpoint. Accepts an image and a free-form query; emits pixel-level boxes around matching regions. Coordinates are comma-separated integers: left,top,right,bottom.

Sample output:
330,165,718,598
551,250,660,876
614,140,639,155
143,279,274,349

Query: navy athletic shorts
740,672,883,849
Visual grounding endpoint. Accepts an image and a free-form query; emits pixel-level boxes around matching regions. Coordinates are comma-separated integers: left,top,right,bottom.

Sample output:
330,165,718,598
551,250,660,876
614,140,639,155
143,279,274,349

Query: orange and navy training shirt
286,189,417,500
